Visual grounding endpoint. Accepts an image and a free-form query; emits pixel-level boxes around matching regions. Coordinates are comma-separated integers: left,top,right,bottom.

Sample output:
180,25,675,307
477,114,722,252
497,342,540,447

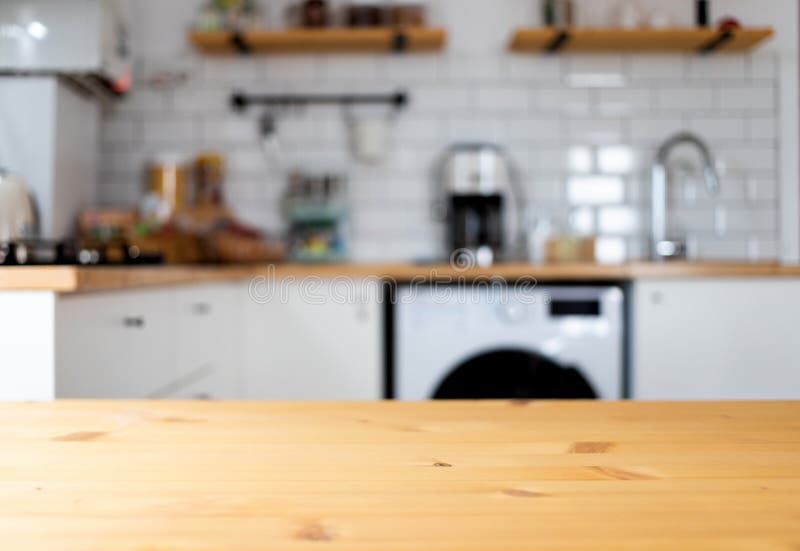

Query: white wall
98,0,797,263
0,77,99,239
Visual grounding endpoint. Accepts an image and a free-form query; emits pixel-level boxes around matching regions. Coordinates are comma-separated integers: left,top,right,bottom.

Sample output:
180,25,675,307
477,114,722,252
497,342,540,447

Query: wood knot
159,416,203,424
51,431,107,442
433,462,452,468
296,521,335,542
587,465,658,480
569,441,615,454
502,488,545,498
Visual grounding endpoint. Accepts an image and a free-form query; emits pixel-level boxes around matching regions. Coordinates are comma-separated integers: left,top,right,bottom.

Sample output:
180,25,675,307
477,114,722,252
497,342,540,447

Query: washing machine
393,284,625,400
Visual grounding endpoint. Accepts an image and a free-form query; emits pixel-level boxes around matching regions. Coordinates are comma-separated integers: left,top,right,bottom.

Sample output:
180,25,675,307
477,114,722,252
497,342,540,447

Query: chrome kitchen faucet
650,132,721,261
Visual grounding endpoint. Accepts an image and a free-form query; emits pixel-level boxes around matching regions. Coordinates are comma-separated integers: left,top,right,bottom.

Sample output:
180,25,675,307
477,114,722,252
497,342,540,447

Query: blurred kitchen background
1,0,799,403
2,0,797,265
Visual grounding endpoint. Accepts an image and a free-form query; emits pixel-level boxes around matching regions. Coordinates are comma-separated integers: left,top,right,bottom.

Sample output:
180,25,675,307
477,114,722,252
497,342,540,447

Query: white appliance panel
396,285,625,400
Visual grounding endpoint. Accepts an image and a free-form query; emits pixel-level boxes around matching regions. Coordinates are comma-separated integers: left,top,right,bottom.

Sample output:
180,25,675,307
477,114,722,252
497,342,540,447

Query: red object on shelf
718,17,742,32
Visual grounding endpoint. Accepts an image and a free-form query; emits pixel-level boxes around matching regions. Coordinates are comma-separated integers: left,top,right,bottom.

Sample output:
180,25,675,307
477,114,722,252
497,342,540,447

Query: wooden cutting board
1,400,798,550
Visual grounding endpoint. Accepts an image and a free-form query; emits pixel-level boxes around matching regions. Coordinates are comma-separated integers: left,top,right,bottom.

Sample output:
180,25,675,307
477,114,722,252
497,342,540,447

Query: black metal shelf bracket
545,29,570,53
392,31,409,53
699,29,734,54
230,90,409,112
230,31,251,54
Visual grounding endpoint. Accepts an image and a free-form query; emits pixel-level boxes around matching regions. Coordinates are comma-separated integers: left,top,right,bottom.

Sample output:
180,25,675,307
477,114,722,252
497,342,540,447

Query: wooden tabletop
2,261,800,292
2,400,799,550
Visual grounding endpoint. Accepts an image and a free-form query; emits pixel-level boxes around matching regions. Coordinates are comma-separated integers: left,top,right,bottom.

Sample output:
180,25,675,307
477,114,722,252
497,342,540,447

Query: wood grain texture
2,261,800,292
509,27,774,53
0,400,798,550
189,27,447,54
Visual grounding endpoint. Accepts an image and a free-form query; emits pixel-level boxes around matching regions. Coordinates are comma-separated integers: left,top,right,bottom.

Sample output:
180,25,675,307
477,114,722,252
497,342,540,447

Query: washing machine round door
432,349,597,399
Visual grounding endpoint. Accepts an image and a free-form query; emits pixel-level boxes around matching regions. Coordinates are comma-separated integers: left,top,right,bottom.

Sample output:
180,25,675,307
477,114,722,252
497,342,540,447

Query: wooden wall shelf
189,27,446,54
509,26,774,54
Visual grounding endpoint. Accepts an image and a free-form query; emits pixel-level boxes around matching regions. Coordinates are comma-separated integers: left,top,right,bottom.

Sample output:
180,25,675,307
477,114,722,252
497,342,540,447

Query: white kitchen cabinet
241,279,383,400
55,287,178,398
171,283,241,400
53,283,242,400
632,278,800,399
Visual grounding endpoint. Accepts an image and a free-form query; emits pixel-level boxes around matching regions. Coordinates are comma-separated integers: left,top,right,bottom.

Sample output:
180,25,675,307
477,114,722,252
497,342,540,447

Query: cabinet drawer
55,288,177,398
174,283,240,399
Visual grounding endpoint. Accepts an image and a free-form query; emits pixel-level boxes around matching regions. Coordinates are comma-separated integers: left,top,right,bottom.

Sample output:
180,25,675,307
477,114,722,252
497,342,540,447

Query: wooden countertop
2,261,800,292
2,400,799,550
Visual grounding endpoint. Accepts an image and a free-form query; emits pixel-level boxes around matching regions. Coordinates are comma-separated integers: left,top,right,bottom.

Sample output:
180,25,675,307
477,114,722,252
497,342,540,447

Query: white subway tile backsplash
102,118,140,144
99,1,781,262
598,206,640,234
170,87,230,115
445,116,507,142
411,85,472,113
597,145,638,174
717,146,775,171
445,55,505,81
687,56,747,80
104,150,149,173
203,57,262,84
567,175,625,205
476,86,530,112
655,87,713,110
227,148,269,176
141,118,198,145
749,52,778,80
533,146,572,172
629,117,686,142
568,119,624,144
687,117,746,141
505,117,561,142
505,55,561,82
749,117,777,141
204,116,257,144
718,84,776,111
628,55,686,80
265,56,322,81
536,88,591,115
596,88,652,115
394,117,444,144
322,55,381,81
565,55,626,88
383,55,442,82
114,88,169,113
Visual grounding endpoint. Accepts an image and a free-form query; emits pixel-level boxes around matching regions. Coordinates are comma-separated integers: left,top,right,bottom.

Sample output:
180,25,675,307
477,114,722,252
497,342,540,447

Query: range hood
0,0,131,97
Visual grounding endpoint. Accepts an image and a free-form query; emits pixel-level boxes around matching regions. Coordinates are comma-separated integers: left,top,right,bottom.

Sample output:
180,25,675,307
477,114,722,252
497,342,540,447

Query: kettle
0,168,39,242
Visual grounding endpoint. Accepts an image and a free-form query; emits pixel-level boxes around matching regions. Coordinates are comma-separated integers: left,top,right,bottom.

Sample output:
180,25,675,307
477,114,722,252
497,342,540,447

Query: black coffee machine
436,143,522,267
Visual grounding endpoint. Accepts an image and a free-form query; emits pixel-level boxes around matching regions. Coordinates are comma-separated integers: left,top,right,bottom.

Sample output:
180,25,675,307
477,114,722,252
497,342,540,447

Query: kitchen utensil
542,0,573,27
347,109,392,163
0,167,38,242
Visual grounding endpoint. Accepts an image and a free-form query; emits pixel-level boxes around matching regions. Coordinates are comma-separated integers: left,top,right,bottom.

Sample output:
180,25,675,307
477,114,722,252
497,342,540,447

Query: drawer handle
123,316,145,328
191,303,212,316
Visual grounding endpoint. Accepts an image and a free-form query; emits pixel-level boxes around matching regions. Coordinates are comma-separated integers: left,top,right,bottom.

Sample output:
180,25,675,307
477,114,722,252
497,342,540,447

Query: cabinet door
633,278,800,399
171,283,240,400
241,279,382,400
55,288,177,398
